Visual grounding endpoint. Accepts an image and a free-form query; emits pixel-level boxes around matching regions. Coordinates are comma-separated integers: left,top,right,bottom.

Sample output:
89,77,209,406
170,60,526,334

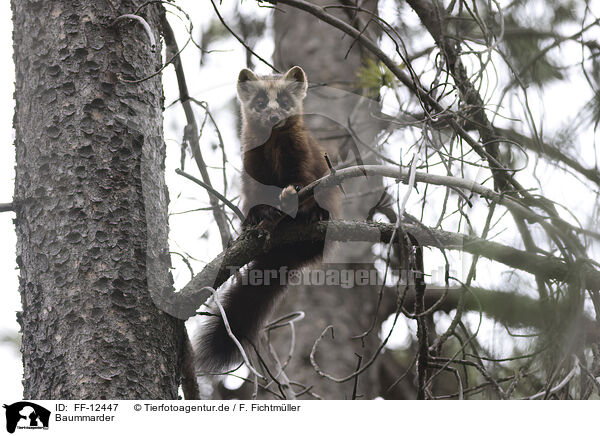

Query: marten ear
283,66,307,99
238,68,259,83
237,69,259,101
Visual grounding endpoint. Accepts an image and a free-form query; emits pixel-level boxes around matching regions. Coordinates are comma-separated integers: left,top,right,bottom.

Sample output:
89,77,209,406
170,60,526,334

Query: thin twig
175,169,245,221
351,354,363,400
210,0,279,72
162,17,232,247
527,358,579,400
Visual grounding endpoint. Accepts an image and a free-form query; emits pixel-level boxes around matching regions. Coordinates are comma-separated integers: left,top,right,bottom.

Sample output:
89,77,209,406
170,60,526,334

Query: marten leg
280,184,330,223
243,204,282,227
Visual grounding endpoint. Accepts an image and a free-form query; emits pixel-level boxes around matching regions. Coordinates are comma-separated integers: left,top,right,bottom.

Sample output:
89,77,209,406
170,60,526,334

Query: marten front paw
279,184,301,215
243,205,282,227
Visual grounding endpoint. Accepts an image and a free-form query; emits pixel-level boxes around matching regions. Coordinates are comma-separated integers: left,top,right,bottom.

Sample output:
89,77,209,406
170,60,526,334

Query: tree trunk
265,0,385,400
12,0,183,399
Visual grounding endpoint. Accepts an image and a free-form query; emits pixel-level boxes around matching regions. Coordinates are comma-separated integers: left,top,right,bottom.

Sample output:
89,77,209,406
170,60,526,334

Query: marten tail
195,253,307,373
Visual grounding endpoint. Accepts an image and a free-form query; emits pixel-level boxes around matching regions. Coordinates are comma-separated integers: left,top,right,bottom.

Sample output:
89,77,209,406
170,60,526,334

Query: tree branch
175,168,245,221
257,0,527,197
166,219,600,319
497,127,600,187
299,164,582,246
162,16,232,247
259,0,588,262
379,285,599,343
0,203,13,212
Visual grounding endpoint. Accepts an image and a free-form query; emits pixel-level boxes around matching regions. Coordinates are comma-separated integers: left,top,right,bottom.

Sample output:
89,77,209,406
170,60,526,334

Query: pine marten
195,66,341,372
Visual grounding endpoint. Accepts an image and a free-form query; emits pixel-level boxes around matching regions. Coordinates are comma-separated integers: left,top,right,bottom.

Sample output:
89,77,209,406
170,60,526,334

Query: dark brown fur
242,115,339,223
195,67,340,372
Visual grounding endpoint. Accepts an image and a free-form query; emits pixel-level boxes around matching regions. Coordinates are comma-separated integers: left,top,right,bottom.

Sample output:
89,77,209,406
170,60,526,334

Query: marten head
237,66,308,132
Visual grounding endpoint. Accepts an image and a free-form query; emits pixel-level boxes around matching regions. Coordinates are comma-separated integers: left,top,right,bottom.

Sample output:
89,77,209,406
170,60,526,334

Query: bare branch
162,17,232,247
210,0,279,72
168,219,600,320
175,169,245,221
299,164,585,244
497,127,600,187
526,358,579,399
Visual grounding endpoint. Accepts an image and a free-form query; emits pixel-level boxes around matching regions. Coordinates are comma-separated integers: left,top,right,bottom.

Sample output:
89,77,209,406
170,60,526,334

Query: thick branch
168,220,600,319
300,165,581,245
258,0,587,268
405,0,506,186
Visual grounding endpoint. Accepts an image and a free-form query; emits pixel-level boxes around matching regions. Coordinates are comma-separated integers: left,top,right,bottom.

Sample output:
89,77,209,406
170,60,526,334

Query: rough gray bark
263,0,385,399
12,0,184,399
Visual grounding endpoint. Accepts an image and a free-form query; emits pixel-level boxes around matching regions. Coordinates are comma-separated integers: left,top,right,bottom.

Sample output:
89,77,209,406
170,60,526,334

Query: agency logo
3,402,50,434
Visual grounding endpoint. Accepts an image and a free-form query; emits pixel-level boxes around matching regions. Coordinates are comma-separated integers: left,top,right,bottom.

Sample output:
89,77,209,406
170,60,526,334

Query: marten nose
269,114,280,124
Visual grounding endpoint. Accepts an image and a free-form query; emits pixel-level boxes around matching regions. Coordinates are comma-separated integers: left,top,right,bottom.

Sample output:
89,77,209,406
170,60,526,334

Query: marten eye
277,92,291,110
255,98,267,111
252,91,268,111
